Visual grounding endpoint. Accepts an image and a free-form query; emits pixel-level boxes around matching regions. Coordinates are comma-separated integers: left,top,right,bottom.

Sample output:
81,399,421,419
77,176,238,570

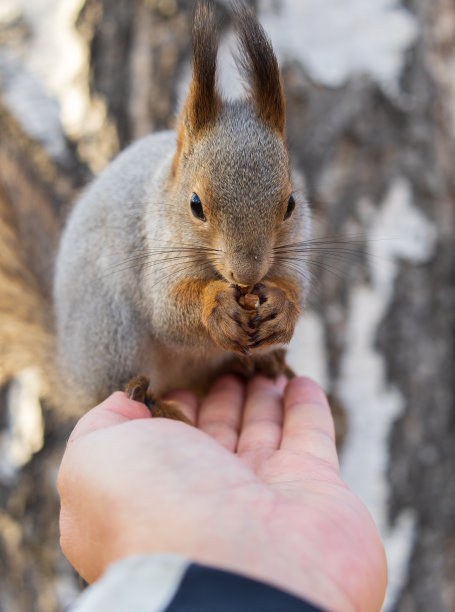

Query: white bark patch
0,1,19,23
0,53,69,159
258,0,418,91
337,179,437,609
287,311,329,389
0,368,44,481
0,0,91,140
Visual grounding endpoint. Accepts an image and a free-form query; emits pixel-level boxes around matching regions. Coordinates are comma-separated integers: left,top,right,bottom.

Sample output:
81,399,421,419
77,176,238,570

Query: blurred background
0,0,453,610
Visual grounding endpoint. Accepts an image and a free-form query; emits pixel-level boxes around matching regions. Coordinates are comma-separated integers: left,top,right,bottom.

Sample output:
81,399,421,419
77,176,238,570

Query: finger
197,375,245,452
68,392,152,444
281,377,339,470
237,375,285,469
163,389,199,424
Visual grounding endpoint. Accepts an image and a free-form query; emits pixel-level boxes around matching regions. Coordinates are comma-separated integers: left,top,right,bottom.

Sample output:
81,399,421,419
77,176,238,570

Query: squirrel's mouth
214,251,272,289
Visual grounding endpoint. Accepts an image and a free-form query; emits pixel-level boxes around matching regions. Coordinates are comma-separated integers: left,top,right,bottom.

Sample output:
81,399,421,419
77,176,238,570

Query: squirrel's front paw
202,281,254,354
248,281,300,349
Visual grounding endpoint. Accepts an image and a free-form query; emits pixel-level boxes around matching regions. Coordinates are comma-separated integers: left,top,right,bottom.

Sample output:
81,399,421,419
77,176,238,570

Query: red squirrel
53,1,311,420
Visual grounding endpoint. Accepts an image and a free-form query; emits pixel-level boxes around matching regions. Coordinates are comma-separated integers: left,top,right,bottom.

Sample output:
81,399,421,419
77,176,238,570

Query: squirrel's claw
125,374,149,403
125,375,192,425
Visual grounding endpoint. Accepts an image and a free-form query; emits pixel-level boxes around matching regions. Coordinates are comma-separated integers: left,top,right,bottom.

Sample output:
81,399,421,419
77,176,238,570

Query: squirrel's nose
225,247,270,287
229,267,264,288
229,271,249,287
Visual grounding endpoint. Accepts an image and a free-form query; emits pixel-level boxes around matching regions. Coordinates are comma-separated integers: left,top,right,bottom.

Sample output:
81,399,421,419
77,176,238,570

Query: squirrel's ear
173,1,221,175
234,2,286,135
184,0,221,136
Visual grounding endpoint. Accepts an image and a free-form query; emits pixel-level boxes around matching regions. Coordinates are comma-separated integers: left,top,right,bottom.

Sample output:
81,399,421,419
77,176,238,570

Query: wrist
101,494,343,611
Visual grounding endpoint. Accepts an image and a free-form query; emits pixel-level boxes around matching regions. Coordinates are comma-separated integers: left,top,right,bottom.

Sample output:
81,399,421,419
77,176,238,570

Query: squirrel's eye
190,193,206,221
284,194,296,220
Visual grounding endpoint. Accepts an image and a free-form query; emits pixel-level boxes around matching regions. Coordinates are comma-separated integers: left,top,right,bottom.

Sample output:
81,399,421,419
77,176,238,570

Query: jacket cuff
70,553,325,612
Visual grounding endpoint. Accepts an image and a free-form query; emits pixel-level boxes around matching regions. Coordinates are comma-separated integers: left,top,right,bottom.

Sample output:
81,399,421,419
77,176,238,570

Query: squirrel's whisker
142,257,211,278
103,245,220,270
274,255,348,281
102,255,206,278
103,250,220,277
147,261,218,290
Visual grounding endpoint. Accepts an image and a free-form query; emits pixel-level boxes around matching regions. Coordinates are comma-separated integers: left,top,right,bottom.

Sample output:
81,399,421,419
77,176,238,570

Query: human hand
58,375,386,612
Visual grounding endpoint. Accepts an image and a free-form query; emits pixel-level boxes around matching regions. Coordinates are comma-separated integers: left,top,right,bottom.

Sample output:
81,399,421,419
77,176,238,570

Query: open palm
59,375,386,612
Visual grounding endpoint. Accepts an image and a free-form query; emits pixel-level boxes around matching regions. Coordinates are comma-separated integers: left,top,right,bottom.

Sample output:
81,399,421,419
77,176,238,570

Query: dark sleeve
165,563,325,612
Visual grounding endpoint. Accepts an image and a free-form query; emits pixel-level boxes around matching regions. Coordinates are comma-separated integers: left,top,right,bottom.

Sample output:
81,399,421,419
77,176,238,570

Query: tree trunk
0,1,453,610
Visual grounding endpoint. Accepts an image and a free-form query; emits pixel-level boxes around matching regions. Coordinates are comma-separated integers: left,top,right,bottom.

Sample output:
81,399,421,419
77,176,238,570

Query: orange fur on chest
171,277,211,313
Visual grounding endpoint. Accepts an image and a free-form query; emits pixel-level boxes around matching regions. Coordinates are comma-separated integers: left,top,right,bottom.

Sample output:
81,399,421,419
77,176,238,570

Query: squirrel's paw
125,375,192,425
247,281,300,349
202,281,254,355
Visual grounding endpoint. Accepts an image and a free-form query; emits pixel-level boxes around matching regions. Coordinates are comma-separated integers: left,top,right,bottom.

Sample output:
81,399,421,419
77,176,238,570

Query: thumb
67,392,152,444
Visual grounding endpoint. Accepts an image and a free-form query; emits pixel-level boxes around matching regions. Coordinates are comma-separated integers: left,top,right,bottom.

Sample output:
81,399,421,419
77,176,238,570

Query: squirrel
52,0,311,421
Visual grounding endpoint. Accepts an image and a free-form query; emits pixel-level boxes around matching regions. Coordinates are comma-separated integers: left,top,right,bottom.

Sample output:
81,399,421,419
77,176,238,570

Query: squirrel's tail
0,100,82,411
0,184,55,388
0,173,58,410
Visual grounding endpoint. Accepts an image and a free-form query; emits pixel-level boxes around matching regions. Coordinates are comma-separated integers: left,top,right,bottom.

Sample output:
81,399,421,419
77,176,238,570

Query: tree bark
0,1,453,610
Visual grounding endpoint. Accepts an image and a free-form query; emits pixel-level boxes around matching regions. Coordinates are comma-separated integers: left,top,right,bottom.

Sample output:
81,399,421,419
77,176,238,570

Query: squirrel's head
170,0,306,288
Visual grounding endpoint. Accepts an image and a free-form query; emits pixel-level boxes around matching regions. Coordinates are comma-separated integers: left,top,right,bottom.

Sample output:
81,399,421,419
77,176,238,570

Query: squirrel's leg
228,348,295,380
253,349,296,379
125,375,192,425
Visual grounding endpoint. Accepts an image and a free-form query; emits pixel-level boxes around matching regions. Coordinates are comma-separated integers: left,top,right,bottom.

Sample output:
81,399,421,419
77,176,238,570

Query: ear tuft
186,0,221,134
233,1,286,134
